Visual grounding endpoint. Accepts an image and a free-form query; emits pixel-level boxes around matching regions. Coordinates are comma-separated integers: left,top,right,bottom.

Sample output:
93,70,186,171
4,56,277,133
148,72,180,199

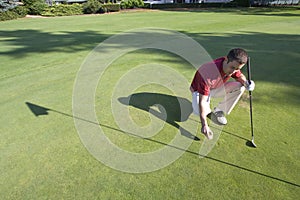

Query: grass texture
1,7,300,199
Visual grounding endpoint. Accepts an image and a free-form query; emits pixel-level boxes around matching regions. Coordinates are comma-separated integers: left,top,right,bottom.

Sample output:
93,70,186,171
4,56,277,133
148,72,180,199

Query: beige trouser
192,81,245,115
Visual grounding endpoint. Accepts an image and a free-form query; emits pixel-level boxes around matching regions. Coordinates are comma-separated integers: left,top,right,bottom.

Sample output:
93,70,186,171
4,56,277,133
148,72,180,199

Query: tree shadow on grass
25,101,300,188
182,31,300,88
2,29,298,88
118,92,200,141
1,29,299,86
177,31,300,108
0,30,110,58
3,29,299,109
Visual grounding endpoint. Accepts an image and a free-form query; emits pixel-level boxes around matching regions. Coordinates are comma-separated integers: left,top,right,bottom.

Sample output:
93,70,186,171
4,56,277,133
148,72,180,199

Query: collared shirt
190,57,242,96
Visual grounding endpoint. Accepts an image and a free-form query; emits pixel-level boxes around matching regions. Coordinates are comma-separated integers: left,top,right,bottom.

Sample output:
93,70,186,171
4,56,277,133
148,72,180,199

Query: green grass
1,8,300,199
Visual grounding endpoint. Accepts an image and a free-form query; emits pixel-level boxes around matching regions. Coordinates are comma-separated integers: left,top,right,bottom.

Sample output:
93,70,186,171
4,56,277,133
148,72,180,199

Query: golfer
190,48,255,140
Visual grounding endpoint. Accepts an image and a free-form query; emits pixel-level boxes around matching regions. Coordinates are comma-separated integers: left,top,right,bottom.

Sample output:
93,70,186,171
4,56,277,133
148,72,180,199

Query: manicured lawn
1,7,299,199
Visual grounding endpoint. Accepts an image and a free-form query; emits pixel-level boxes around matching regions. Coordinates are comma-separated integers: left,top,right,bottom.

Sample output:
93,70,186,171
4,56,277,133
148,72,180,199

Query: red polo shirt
190,57,242,96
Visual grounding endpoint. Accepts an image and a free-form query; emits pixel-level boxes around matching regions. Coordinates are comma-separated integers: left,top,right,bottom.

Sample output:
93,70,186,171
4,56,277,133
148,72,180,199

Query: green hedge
41,4,83,16
232,0,249,7
120,0,144,9
103,3,120,12
0,6,28,21
43,3,120,16
0,10,18,21
147,0,249,9
14,5,29,16
23,0,48,15
82,0,104,14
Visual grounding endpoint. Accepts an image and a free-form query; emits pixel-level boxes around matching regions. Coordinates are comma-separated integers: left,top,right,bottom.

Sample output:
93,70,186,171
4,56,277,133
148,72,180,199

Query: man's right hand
201,125,213,140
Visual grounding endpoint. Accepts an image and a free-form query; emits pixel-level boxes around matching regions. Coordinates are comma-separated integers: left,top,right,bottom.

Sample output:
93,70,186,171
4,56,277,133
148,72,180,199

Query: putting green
0,7,299,199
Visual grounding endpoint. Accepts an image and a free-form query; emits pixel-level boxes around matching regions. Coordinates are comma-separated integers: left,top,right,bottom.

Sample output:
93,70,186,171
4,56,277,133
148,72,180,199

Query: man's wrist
201,119,208,127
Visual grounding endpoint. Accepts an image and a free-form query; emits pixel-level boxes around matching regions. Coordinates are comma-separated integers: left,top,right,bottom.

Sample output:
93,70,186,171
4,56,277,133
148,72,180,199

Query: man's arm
235,73,247,86
198,94,212,137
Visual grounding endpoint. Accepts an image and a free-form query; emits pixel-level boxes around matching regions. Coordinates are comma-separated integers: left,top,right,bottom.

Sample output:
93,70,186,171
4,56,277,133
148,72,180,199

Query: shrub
13,5,29,17
231,0,249,7
41,4,83,17
22,0,47,15
82,0,103,14
120,0,144,9
102,3,120,12
0,9,18,21
0,5,28,21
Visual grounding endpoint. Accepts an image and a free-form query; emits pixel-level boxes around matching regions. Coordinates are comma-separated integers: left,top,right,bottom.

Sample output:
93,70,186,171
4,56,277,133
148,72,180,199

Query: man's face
224,60,245,75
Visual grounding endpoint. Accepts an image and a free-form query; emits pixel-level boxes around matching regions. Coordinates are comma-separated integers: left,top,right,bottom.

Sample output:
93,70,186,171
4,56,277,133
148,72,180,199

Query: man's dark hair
227,48,248,64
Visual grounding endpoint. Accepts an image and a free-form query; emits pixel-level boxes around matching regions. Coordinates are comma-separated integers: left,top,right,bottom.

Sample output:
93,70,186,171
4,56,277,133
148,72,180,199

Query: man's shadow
118,92,200,141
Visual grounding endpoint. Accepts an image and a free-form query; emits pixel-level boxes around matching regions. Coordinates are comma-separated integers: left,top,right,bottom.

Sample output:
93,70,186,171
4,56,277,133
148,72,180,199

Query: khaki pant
192,81,245,115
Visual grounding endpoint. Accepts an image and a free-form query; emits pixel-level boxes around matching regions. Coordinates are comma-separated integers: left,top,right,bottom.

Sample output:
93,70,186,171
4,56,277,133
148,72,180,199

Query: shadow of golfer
118,92,200,141
25,101,300,188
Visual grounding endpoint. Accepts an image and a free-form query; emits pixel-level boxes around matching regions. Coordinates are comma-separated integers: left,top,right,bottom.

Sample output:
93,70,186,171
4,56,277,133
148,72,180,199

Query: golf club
246,57,256,148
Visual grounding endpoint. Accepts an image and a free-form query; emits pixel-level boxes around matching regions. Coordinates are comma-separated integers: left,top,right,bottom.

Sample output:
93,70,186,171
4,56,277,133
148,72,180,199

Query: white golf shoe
208,108,227,125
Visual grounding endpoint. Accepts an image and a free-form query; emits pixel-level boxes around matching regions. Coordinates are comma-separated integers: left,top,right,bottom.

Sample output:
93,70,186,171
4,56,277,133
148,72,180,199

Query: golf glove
245,80,255,91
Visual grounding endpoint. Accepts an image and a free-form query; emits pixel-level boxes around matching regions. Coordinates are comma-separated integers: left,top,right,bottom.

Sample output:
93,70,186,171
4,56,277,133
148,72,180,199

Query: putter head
246,139,257,148
251,139,257,148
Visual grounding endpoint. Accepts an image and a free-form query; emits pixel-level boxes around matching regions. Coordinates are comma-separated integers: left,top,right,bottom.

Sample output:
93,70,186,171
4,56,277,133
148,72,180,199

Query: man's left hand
245,80,255,91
